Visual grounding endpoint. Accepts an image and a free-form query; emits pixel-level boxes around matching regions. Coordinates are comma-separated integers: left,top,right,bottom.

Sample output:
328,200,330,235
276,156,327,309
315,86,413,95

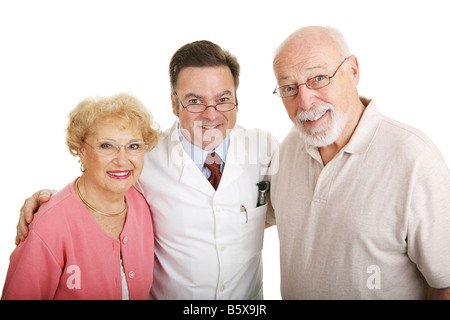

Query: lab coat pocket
241,204,267,252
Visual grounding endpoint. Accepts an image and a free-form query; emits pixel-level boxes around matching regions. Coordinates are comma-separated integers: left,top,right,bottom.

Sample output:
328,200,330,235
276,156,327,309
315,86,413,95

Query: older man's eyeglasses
84,140,149,156
273,56,350,98
174,92,237,113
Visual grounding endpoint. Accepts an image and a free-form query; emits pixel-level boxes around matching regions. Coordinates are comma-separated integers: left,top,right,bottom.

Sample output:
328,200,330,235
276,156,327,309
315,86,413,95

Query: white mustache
293,102,348,148
295,103,334,124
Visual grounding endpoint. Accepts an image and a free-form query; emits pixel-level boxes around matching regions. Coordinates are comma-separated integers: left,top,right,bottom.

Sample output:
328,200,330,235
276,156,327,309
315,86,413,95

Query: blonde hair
66,92,160,157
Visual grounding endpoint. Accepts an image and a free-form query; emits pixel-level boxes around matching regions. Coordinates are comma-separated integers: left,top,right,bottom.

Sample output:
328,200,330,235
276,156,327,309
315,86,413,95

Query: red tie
205,152,222,190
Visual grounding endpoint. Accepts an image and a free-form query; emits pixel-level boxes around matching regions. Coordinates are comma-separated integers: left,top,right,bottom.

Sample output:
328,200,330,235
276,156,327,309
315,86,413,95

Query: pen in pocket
240,204,248,223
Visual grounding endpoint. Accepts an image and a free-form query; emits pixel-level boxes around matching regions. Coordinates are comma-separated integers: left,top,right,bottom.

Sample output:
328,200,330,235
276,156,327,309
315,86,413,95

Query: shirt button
220,245,226,252
215,206,222,213
220,285,227,292
122,236,128,244
128,271,135,279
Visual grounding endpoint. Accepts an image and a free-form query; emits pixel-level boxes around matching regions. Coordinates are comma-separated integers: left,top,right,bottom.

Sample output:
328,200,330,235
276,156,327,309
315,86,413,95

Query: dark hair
169,40,240,93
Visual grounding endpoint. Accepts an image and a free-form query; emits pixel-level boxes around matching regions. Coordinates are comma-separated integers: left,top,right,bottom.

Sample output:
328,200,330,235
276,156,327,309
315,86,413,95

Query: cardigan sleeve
2,230,63,300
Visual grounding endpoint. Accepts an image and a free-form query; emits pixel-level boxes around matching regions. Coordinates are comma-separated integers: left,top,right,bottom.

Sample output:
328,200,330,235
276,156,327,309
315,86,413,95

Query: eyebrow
183,90,234,100
277,75,294,83
97,138,143,142
183,93,201,100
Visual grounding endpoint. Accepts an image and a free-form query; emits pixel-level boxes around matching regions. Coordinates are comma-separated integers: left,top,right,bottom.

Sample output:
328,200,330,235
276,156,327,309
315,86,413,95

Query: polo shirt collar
343,97,382,155
304,97,382,160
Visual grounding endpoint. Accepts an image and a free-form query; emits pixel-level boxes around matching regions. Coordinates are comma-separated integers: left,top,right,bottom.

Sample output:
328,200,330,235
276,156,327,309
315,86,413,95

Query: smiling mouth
306,110,328,122
201,124,220,129
107,171,132,179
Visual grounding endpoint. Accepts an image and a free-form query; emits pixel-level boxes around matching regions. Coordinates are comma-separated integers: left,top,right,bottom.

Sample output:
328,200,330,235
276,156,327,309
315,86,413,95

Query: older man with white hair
270,26,450,299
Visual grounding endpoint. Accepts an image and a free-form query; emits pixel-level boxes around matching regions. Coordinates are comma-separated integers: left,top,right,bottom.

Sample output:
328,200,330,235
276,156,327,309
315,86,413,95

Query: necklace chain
75,178,127,217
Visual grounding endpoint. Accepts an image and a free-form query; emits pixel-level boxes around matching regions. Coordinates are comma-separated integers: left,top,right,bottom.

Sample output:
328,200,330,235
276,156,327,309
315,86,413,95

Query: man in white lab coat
138,40,278,299
16,40,278,299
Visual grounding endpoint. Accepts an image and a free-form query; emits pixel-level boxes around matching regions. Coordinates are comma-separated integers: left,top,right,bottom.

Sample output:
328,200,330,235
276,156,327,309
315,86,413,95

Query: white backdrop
1,0,449,300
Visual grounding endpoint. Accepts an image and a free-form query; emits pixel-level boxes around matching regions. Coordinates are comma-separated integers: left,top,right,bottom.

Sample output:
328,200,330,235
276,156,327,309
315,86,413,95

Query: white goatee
294,103,348,148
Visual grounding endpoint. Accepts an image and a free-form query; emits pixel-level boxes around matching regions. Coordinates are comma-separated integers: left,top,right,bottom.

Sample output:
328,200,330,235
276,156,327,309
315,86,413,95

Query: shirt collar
343,97,381,155
177,122,230,170
304,97,381,160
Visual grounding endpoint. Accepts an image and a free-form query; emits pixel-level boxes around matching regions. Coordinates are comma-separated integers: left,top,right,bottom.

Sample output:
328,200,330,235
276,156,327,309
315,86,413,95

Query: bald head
274,26,350,68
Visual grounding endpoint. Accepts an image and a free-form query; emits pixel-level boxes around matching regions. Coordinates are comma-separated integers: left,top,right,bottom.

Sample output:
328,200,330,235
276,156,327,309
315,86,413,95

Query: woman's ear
78,146,87,171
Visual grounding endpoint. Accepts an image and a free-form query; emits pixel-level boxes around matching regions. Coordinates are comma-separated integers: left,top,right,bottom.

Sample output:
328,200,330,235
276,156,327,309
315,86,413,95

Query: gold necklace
75,178,127,217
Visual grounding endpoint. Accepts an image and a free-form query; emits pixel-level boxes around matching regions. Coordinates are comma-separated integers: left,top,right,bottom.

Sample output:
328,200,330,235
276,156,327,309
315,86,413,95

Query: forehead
274,33,341,82
176,66,235,94
90,117,142,138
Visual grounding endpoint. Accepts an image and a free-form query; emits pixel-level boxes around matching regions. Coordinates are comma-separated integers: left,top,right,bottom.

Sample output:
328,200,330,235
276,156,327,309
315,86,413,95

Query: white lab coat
136,120,278,299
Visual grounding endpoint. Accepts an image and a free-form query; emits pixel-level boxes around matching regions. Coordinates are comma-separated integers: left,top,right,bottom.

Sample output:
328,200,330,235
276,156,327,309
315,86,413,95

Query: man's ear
171,93,179,116
347,55,360,87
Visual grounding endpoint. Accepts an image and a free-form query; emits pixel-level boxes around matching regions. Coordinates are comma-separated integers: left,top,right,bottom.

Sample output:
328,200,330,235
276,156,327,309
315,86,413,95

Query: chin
108,180,135,194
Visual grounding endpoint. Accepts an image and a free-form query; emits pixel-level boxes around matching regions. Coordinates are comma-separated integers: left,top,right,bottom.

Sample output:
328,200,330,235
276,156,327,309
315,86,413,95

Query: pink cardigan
2,179,154,300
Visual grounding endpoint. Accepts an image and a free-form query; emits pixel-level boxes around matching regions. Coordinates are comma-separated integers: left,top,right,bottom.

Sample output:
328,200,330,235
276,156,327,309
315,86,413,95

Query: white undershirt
120,259,129,300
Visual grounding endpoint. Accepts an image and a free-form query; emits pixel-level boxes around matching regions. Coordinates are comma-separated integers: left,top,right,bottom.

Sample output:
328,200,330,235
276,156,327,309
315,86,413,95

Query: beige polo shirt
270,97,450,299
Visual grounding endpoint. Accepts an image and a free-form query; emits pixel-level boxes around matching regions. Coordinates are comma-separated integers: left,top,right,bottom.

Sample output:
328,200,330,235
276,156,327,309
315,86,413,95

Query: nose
295,85,316,111
201,104,222,120
113,147,130,164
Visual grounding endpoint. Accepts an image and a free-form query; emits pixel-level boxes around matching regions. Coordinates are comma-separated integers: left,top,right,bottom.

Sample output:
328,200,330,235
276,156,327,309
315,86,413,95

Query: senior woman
2,93,159,300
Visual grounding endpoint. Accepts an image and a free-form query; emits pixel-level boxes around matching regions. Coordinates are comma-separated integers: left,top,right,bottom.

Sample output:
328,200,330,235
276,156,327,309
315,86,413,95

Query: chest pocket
237,204,267,253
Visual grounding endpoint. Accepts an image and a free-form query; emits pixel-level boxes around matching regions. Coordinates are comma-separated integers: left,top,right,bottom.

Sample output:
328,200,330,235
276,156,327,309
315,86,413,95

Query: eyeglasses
273,56,350,98
174,92,238,113
84,140,149,156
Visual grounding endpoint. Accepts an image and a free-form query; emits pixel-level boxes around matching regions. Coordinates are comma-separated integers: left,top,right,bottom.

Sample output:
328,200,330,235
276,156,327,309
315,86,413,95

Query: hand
428,286,450,300
15,189,52,245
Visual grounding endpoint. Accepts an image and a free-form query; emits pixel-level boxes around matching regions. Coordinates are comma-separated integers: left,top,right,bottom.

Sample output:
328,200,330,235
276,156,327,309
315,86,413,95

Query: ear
171,93,179,116
78,146,86,163
347,55,360,87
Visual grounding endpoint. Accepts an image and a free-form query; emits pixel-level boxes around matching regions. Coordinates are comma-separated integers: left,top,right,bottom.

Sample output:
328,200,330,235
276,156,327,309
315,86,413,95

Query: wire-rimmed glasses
84,140,149,156
174,92,237,113
273,56,350,98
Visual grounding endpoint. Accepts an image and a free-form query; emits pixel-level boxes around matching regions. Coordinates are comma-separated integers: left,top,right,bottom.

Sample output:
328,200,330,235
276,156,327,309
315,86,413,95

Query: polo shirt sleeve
265,196,276,226
266,142,280,227
406,149,450,289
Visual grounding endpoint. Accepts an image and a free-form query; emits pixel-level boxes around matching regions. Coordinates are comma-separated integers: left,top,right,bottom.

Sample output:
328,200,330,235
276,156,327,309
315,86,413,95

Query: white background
1,0,449,300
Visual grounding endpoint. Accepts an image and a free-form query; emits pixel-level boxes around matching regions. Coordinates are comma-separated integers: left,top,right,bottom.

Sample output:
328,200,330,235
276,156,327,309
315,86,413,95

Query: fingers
24,189,52,222
15,189,52,245
15,209,29,245
37,189,52,207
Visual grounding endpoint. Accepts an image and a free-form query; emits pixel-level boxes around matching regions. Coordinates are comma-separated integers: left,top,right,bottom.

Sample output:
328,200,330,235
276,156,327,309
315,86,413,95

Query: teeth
310,111,327,121
202,125,218,129
108,171,130,177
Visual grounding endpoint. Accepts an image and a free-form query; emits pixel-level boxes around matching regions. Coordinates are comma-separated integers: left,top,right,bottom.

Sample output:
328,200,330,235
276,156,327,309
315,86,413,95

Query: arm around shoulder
15,189,53,244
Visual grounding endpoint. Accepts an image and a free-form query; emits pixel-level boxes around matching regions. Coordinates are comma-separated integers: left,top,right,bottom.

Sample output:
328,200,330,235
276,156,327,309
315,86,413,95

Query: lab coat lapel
167,120,215,196
217,128,246,191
